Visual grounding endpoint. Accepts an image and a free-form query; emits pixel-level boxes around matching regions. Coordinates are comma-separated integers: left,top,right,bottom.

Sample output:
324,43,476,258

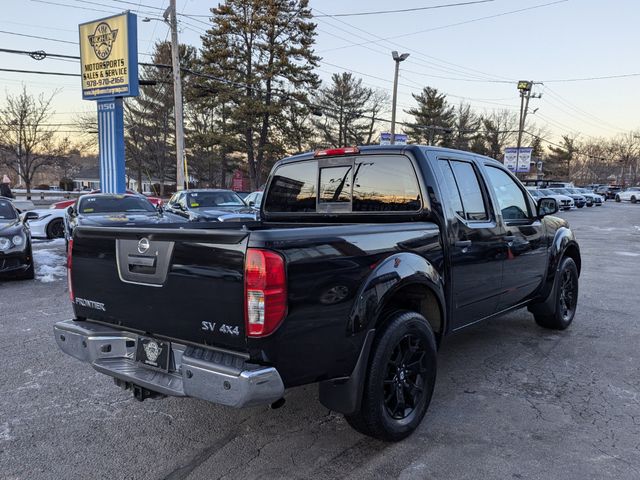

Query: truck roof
276,144,502,168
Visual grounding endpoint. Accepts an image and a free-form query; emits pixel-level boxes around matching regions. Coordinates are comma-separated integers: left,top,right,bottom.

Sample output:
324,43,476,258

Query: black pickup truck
54,145,580,441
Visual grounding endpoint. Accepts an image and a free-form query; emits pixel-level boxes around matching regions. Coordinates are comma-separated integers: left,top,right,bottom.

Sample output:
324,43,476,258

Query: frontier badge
88,22,118,60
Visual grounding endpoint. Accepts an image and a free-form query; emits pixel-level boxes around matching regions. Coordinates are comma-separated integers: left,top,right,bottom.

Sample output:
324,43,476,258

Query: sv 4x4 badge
201,321,240,336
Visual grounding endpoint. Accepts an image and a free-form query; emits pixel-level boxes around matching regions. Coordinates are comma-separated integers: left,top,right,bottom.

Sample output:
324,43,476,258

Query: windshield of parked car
527,189,542,197
78,195,156,214
551,188,573,195
627,187,640,192
539,189,557,196
0,199,17,221
187,191,245,208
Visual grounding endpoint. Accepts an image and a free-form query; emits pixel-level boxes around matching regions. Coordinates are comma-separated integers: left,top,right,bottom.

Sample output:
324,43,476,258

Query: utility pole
165,0,186,191
390,51,409,145
515,80,542,178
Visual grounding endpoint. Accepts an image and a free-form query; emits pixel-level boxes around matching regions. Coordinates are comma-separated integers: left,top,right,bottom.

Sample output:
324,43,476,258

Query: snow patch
33,241,66,283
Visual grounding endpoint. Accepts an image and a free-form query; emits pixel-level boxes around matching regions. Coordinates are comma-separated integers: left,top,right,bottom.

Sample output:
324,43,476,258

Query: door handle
454,240,472,248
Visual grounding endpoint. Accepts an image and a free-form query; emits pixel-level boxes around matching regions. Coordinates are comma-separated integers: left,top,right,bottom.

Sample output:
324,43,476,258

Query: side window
177,193,187,209
485,166,531,220
264,161,317,212
353,157,421,212
436,160,464,218
449,160,489,221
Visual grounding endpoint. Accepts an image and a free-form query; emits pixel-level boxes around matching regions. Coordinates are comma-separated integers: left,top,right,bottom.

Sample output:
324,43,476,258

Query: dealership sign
503,147,533,173
79,12,139,100
380,132,408,145
79,12,138,194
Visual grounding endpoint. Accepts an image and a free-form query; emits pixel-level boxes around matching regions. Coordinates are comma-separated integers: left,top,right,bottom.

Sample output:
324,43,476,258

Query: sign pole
97,97,126,193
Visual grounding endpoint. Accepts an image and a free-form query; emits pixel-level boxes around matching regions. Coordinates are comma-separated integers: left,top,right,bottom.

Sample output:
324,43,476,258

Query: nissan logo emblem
137,237,150,254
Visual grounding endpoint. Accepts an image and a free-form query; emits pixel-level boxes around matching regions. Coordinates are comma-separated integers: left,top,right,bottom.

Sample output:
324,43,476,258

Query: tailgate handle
127,255,156,268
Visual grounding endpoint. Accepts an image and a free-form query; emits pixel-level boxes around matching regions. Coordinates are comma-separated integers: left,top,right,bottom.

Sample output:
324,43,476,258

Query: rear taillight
314,146,359,157
244,248,287,337
67,238,74,302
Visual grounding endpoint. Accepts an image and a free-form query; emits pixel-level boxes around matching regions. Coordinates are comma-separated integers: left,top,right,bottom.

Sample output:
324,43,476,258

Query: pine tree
451,102,480,151
312,72,376,147
547,135,577,179
405,87,454,146
200,0,320,190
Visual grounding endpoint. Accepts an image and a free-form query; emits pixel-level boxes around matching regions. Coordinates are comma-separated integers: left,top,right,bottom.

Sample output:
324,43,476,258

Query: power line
0,67,79,77
313,0,495,18
0,29,76,45
317,0,568,55
542,72,640,83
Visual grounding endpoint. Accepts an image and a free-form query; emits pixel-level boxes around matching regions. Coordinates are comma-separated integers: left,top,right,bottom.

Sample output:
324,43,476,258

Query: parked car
165,189,257,222
3,197,35,213
574,188,603,206
23,207,67,239
615,187,640,203
550,188,587,208
243,191,263,208
65,193,181,245
527,188,573,211
548,181,575,188
51,189,163,210
0,198,37,279
597,185,621,200
54,145,581,441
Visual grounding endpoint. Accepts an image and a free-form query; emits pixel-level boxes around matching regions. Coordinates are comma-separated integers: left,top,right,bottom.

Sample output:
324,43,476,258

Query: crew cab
53,145,581,441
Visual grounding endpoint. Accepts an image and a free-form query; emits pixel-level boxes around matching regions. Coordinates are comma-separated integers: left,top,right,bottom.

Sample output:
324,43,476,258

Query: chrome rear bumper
53,319,284,408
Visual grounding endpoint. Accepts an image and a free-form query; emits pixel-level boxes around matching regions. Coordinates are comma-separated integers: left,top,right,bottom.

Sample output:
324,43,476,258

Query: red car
50,189,163,209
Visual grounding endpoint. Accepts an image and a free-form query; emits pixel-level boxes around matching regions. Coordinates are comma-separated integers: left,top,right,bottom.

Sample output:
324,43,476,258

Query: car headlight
12,234,24,247
0,237,11,251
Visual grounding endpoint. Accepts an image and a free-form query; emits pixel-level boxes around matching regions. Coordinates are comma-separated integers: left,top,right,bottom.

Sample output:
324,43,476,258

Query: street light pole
391,51,409,145
165,0,186,191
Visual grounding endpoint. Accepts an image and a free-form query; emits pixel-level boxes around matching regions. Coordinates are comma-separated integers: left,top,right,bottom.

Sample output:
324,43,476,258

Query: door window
437,160,489,221
485,166,531,220
352,157,421,212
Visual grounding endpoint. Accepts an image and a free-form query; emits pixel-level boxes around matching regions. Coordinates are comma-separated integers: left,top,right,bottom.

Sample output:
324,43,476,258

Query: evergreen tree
451,102,480,151
405,87,454,146
200,0,320,189
547,135,577,178
312,72,375,147
125,41,197,195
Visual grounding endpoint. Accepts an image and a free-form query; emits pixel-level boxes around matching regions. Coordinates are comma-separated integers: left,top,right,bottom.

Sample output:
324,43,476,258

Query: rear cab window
263,154,423,216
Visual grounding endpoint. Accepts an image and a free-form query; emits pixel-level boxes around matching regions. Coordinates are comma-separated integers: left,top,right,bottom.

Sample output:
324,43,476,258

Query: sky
1,0,639,148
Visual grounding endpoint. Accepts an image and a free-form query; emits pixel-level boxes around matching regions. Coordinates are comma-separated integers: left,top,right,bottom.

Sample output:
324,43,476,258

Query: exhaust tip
270,397,286,409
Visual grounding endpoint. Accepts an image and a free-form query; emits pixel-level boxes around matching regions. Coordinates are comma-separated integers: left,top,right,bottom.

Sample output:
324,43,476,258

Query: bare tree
0,87,69,198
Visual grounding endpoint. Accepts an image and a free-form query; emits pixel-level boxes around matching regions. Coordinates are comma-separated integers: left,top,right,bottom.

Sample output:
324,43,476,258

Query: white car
23,207,67,239
615,187,640,204
527,188,574,211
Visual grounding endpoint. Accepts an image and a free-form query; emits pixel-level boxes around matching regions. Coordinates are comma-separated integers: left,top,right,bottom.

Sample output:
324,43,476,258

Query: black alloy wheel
615,195,621,202
535,256,579,330
345,310,437,441
383,333,428,420
47,218,65,239
632,196,637,204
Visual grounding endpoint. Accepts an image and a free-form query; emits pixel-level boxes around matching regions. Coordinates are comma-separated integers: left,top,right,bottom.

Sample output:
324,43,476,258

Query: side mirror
23,211,38,222
67,205,76,217
248,200,255,207
537,197,558,218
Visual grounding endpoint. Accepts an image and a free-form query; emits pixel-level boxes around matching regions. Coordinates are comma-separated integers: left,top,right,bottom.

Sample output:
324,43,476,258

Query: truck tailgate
70,225,249,351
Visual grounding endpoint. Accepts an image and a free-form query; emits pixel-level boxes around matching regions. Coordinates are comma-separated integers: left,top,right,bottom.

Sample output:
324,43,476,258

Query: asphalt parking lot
2,203,640,480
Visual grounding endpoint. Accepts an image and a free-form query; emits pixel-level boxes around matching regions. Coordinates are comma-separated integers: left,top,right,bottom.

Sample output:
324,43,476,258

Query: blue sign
80,12,138,194
97,99,126,193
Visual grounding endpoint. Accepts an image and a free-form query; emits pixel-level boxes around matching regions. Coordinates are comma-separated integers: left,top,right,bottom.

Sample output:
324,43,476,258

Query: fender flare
319,252,445,415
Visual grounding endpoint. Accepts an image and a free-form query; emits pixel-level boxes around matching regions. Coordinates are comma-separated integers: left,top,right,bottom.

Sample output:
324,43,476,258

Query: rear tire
344,310,437,442
615,195,621,202
46,218,65,239
631,196,637,204
534,257,578,330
